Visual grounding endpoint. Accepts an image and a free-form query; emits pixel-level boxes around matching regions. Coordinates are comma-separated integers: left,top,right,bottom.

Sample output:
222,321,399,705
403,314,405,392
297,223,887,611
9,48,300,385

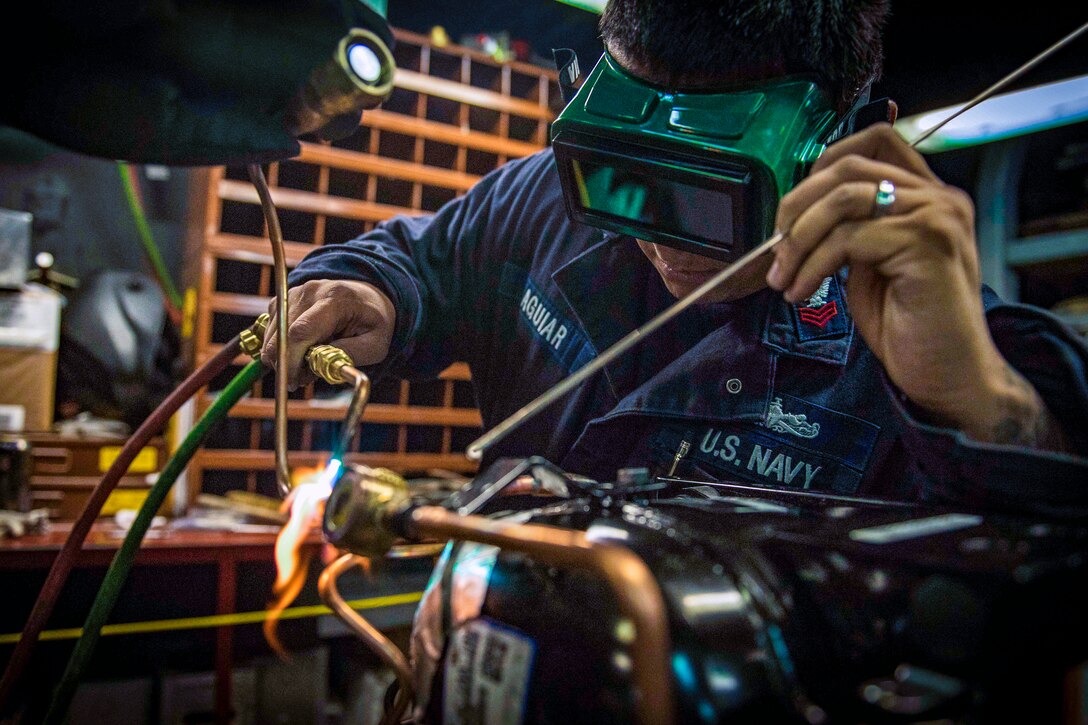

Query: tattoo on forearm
990,366,1070,453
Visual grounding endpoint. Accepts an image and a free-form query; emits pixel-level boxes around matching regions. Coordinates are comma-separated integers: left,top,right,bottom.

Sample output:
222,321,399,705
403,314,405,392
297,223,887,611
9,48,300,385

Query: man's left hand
767,123,1066,450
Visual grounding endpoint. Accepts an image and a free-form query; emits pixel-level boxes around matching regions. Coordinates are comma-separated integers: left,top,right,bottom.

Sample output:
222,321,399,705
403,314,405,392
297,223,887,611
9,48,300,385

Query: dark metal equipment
326,459,1088,725
1,0,395,166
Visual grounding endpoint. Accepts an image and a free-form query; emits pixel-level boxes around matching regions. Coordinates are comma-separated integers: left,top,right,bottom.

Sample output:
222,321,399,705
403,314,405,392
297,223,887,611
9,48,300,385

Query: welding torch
242,313,372,466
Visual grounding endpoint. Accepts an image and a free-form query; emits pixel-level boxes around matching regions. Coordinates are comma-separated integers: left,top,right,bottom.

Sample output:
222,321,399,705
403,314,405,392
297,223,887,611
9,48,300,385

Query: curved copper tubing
406,506,675,725
248,164,291,497
319,553,415,725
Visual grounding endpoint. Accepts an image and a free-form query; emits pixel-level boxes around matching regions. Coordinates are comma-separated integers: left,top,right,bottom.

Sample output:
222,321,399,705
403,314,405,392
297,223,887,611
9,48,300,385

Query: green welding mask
551,52,872,262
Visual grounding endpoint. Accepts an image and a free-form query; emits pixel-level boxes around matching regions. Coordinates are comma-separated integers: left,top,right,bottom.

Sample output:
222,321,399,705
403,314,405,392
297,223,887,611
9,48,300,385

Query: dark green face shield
550,52,842,263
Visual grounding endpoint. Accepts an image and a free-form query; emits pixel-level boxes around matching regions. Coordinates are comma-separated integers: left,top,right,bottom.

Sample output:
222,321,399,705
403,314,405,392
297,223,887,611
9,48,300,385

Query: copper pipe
248,163,292,497
405,506,675,725
319,553,415,725
336,365,371,461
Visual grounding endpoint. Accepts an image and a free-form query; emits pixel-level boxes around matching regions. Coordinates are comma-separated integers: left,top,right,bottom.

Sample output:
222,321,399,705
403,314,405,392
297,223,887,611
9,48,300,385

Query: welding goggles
551,52,877,263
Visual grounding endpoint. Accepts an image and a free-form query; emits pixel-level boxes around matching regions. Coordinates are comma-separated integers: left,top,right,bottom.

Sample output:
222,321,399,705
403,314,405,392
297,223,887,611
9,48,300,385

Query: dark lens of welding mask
551,53,840,263
556,135,767,260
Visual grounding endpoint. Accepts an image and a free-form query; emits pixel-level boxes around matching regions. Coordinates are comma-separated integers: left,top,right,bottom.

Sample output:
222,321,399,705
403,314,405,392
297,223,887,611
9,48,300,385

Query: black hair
599,0,891,107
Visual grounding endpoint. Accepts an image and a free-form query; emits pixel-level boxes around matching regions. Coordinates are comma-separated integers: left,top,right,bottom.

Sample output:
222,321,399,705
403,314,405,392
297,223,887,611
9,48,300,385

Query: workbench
0,523,430,724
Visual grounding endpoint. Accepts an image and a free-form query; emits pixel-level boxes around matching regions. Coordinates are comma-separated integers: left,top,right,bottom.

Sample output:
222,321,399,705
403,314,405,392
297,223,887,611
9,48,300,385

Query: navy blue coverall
290,149,1088,517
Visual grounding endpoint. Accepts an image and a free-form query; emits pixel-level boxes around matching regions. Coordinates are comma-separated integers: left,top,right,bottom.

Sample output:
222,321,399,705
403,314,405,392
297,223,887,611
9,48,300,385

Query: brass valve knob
241,315,358,384
240,313,271,358
307,344,355,385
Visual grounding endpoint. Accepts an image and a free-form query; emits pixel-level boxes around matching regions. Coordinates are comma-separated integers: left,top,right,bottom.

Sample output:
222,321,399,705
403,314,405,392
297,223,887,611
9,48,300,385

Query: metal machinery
319,456,1088,725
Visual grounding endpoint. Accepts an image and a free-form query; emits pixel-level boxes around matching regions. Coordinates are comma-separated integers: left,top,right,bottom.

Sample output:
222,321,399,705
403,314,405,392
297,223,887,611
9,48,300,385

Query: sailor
262,0,1088,513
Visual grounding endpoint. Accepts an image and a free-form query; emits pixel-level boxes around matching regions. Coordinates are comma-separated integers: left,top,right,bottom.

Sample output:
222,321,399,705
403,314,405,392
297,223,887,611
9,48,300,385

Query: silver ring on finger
872,179,896,219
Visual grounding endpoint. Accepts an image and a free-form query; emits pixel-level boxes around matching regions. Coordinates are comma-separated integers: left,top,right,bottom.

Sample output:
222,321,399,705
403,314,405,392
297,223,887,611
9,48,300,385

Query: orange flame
263,462,336,659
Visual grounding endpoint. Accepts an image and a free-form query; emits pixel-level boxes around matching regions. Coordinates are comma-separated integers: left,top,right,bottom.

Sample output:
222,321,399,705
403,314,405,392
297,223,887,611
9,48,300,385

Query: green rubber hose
43,360,267,724
117,162,184,311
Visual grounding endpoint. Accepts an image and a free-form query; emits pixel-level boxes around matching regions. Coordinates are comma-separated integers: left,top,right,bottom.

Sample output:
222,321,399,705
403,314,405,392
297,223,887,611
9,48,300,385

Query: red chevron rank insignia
798,301,838,328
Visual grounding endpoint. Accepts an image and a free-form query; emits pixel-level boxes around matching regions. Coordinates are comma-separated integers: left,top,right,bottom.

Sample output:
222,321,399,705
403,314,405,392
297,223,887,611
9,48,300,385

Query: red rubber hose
0,336,244,712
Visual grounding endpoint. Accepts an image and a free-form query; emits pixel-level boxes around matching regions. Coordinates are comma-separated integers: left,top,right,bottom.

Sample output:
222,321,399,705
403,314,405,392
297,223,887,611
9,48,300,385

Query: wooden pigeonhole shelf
183,28,561,500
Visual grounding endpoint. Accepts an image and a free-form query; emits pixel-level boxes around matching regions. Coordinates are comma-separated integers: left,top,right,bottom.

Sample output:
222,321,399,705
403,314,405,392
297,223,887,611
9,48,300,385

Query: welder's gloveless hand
766,123,1021,438
260,279,396,389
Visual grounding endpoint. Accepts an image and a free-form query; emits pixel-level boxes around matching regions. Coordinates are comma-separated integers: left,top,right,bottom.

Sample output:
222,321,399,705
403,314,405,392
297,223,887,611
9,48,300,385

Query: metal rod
335,365,371,463
911,21,1088,146
248,164,292,497
466,232,783,460
318,553,414,725
406,506,675,725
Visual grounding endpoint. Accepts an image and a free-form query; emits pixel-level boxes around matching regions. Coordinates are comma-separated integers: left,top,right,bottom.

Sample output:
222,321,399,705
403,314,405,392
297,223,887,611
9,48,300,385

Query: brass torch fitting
306,344,355,385
241,316,357,384
240,313,271,358
323,464,412,556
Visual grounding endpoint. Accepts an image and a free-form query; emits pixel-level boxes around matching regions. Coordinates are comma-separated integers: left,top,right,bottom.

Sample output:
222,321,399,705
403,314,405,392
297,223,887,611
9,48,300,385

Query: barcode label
444,618,535,725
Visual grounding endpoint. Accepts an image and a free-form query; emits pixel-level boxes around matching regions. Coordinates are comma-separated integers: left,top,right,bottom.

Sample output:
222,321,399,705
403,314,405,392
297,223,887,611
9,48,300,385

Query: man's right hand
260,279,396,389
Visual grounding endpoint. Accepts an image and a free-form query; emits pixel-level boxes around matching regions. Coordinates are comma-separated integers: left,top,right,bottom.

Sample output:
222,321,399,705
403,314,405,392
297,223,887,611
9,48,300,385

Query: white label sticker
849,513,983,544
444,618,535,725
0,285,62,351
0,405,25,432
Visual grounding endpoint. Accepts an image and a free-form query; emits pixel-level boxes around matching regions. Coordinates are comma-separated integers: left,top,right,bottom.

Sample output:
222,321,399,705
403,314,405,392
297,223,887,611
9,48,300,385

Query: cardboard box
0,347,57,432
0,284,61,432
